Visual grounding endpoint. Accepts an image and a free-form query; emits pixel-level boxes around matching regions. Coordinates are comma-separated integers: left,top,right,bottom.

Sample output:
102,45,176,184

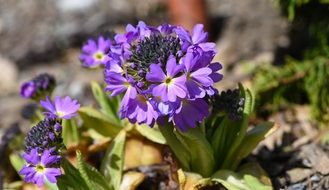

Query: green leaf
62,119,80,147
175,127,215,177
100,130,126,190
212,170,249,190
57,158,89,190
135,124,166,144
76,151,112,190
239,163,273,190
158,124,190,171
244,175,272,190
79,107,122,137
9,153,25,173
231,122,274,169
91,81,121,123
211,163,273,190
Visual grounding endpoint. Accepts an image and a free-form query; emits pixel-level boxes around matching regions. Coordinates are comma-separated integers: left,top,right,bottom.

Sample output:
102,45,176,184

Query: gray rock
0,55,18,95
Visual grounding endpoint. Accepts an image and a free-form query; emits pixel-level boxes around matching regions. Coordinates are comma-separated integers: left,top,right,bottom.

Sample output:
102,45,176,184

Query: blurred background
0,0,329,188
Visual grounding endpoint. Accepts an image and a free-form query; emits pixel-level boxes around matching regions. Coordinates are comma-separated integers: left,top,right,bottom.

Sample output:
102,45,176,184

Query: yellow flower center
165,77,173,85
56,111,65,117
93,52,104,61
36,164,45,173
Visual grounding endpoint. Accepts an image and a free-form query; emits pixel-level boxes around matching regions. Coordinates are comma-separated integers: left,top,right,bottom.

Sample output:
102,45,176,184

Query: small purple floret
40,96,80,119
19,148,61,187
80,36,111,68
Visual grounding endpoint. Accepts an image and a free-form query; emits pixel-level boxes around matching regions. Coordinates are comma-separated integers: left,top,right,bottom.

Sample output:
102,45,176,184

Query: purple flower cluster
20,96,80,186
20,120,63,187
100,22,223,131
20,73,56,100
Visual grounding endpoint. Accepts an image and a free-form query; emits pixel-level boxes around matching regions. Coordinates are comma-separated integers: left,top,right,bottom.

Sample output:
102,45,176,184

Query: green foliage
159,85,274,178
100,130,126,190
79,107,122,137
253,56,329,125
91,81,121,123
253,0,329,126
57,159,89,190
58,152,112,190
62,119,80,147
76,151,112,190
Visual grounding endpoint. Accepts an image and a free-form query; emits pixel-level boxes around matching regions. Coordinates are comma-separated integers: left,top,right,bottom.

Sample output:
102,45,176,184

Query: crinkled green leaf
100,130,126,190
230,122,274,169
91,81,120,123
76,151,112,190
211,163,273,190
135,124,166,144
62,119,80,147
79,107,122,137
244,175,272,190
212,170,249,190
57,158,89,190
175,127,215,177
159,124,190,171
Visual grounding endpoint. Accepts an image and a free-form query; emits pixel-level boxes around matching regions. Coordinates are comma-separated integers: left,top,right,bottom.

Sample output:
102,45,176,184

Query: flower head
20,73,56,100
80,36,111,68
25,119,63,152
101,22,222,131
40,96,80,120
19,148,61,187
212,89,245,121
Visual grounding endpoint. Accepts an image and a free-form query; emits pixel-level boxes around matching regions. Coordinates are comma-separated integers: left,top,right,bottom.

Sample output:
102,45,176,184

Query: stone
0,55,18,95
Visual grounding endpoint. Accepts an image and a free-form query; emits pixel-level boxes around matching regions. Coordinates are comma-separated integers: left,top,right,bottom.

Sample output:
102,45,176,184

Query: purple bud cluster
20,73,55,100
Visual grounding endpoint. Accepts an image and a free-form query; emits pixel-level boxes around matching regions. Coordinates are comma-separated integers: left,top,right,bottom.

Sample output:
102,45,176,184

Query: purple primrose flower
19,148,61,187
86,22,223,131
40,96,80,119
80,36,111,68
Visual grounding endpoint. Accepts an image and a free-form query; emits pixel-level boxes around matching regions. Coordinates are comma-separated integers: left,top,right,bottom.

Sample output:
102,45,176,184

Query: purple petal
40,96,56,115
45,168,61,183
146,64,166,82
192,24,208,44
191,68,213,87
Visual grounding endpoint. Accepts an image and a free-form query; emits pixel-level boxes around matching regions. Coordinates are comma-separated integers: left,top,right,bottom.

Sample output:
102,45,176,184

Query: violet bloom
19,148,61,187
146,56,187,102
120,95,158,126
183,52,222,98
20,73,56,99
80,36,111,68
20,82,36,99
40,96,80,119
172,99,209,131
101,22,222,131
105,72,137,108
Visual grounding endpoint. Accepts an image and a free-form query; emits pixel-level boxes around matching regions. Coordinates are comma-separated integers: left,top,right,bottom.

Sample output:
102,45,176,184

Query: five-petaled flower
40,96,80,119
79,36,112,68
19,148,61,187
